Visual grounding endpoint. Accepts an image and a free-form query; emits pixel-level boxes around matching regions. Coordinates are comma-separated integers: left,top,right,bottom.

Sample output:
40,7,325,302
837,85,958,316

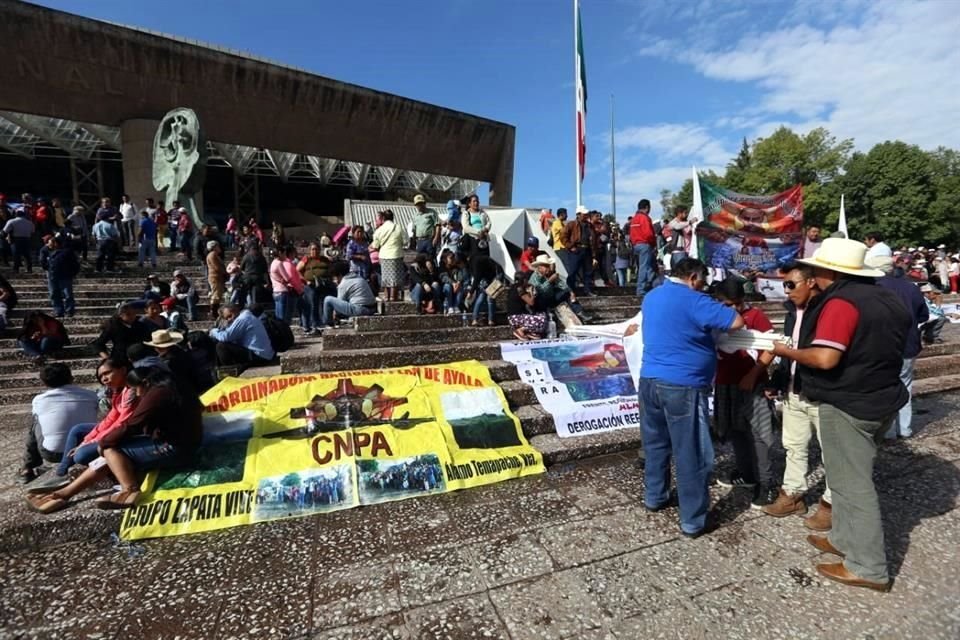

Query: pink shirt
82,387,138,445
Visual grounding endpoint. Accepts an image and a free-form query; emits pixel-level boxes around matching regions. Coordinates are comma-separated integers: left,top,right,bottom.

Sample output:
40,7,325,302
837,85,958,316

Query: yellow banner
120,361,544,540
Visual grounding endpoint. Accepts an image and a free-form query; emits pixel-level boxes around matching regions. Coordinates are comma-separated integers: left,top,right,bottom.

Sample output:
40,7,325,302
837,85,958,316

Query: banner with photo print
695,179,804,275
120,361,544,540
500,337,640,438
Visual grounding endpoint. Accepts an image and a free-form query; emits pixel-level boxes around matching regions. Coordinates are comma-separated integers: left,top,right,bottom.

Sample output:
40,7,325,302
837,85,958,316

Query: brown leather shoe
803,498,832,531
762,488,808,517
816,562,891,592
806,534,844,557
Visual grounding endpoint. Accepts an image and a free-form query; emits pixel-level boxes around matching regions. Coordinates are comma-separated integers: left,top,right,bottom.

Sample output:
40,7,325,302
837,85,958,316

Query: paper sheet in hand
715,329,787,354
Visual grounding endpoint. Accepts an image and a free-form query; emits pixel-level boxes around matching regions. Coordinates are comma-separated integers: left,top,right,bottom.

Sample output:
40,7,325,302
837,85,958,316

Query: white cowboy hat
575,205,589,215
530,253,555,268
797,238,885,278
143,329,184,349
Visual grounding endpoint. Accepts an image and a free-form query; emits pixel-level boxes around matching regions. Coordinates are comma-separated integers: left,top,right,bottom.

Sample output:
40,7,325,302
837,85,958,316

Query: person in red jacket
629,199,656,294
519,237,540,272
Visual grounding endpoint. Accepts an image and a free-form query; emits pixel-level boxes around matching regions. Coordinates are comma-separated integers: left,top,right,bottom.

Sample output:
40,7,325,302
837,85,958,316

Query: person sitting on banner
27,366,203,514
528,254,590,322
408,253,443,315
920,284,947,344
506,271,547,340
321,260,377,329
209,303,276,369
710,277,779,510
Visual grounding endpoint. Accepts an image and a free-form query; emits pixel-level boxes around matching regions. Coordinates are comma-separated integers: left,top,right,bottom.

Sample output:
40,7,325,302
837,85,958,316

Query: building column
119,119,161,207
488,131,515,207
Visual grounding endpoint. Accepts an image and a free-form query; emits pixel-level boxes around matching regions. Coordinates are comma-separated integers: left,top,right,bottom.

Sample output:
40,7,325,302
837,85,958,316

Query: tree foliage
672,126,958,246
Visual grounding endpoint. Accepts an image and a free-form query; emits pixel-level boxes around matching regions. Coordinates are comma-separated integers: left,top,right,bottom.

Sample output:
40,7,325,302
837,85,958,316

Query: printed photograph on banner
358,454,445,505
440,388,523,449
695,179,803,274
151,410,258,491
253,465,353,522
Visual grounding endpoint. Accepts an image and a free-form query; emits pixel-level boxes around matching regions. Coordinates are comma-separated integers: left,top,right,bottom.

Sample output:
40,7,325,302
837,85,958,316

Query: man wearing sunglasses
772,238,909,592
762,263,833,528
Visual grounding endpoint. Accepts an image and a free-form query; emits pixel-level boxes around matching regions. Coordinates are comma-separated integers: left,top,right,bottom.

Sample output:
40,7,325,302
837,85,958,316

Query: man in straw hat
772,238,911,591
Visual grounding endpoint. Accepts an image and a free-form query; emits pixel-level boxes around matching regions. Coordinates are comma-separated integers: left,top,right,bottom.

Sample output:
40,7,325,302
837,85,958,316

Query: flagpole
574,0,581,209
610,93,616,218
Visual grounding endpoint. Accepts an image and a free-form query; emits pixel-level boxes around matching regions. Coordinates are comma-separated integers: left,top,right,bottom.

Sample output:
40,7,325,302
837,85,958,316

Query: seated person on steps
18,363,99,484
208,304,276,369
320,260,377,330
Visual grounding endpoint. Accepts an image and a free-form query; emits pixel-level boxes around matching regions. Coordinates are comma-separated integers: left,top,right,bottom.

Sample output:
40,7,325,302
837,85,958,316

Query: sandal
96,489,141,510
470,320,480,327
26,493,69,514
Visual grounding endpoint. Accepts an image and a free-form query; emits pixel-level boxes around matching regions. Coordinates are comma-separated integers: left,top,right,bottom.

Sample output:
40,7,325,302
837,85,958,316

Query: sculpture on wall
152,107,207,229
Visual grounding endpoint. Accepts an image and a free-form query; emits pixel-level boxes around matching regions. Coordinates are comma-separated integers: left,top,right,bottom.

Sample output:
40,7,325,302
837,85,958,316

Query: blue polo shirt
641,279,737,387
139,216,157,242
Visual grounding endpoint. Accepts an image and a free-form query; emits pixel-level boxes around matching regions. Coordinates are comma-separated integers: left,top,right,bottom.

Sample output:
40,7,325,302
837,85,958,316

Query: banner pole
574,0,581,209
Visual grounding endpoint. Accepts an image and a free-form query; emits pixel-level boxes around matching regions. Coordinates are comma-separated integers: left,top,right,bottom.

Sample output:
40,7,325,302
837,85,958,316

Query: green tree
281,472,302,487
834,141,938,246
659,188,673,219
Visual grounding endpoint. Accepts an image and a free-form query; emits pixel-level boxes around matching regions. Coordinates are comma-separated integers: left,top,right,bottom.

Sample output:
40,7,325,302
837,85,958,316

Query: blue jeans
48,274,76,317
638,378,714,534
670,251,688,271
300,286,319,331
273,292,292,324
886,357,916,438
415,239,435,257
634,244,655,294
615,267,627,287
138,241,157,267
112,435,184,470
322,296,374,326
56,422,98,476
19,336,65,357
410,283,441,313
12,237,31,272
560,250,583,292
471,280,495,323
443,283,466,311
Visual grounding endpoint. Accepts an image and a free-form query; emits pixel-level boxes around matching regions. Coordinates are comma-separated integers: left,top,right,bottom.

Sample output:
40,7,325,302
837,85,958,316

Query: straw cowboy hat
530,253,556,268
797,238,885,278
143,329,184,349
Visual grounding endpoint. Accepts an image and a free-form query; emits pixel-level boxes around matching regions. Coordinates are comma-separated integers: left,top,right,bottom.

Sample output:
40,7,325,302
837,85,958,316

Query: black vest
797,278,909,421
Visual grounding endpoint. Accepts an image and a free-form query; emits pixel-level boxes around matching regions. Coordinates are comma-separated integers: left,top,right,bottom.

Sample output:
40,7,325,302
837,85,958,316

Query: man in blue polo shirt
634,258,744,537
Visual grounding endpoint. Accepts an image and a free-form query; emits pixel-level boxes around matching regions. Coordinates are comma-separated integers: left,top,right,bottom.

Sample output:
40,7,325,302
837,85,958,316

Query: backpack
261,312,294,353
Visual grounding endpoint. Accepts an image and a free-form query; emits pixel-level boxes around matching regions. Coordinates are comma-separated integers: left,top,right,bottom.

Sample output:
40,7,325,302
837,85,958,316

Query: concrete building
0,0,515,222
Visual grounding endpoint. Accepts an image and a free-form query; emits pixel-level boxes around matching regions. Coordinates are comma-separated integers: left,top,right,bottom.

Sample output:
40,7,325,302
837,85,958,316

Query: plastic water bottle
547,317,557,338
461,312,469,327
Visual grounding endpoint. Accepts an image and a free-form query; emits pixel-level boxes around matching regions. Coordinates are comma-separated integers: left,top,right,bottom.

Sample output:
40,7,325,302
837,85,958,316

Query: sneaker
716,471,756,489
751,485,779,510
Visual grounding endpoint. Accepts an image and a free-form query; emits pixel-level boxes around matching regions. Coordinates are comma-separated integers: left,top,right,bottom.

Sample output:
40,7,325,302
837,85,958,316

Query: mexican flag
576,0,587,183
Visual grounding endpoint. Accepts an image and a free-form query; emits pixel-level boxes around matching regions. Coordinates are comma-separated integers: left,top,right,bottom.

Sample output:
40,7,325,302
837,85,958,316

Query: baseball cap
172,269,183,277
526,237,540,247
413,194,426,205
160,296,177,308
920,284,935,293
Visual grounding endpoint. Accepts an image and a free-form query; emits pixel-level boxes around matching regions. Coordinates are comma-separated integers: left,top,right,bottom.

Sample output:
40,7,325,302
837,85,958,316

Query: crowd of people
6,187,958,595
631,234,949,593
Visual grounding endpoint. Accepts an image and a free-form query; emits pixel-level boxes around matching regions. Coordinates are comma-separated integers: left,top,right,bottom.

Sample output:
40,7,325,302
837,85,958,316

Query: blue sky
35,0,960,220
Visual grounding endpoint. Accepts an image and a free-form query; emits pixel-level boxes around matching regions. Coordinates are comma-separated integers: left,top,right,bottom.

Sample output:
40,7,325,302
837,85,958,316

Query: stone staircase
2,253,959,550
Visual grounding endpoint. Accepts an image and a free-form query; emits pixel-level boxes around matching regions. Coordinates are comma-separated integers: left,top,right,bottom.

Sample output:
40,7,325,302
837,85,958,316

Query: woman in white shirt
370,209,408,302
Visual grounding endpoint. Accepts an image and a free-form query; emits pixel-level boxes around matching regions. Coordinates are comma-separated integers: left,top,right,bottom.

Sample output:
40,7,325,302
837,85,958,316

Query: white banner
501,335,641,438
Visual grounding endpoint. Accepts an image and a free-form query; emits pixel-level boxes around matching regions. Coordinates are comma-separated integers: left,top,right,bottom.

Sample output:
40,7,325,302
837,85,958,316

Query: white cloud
615,123,733,167
655,1,960,151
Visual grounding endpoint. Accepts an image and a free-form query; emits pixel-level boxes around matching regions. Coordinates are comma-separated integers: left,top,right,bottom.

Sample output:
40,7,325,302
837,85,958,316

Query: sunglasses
783,280,803,291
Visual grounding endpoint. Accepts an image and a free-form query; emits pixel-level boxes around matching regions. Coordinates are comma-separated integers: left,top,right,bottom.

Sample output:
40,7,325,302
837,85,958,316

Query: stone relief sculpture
152,107,207,229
